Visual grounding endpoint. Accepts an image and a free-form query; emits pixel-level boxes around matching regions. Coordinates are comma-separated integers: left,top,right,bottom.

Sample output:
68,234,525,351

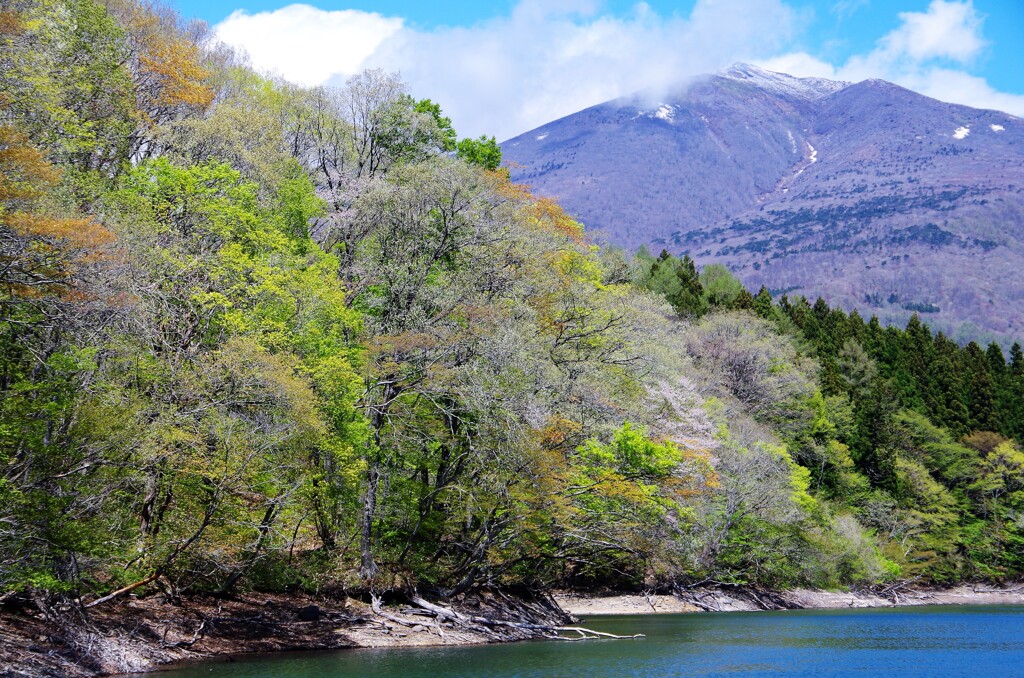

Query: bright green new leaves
573,423,705,523
64,155,368,592
6,0,1024,604
455,135,502,171
578,423,683,479
413,98,457,153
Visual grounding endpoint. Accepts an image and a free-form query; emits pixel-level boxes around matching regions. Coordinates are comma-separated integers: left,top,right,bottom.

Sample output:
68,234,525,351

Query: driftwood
84,573,160,609
873,576,923,604
553,626,645,640
371,595,421,628
405,595,643,642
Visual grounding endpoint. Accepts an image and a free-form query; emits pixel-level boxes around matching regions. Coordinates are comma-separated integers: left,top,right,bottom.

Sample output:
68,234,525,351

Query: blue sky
175,1,1024,139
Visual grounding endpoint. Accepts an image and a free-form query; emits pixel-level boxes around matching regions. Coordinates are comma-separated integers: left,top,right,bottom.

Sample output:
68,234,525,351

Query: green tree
699,263,744,309
456,134,502,170
753,286,774,319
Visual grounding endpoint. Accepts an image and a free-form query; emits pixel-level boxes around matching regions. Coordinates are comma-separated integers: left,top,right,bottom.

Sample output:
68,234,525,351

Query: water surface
151,605,1024,676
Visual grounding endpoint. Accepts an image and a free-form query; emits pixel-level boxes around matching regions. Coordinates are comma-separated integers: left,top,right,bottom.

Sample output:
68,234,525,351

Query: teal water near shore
148,605,1024,677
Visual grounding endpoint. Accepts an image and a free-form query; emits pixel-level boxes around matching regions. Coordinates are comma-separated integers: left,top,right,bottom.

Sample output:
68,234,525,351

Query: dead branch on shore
874,577,922,601
84,573,160,609
370,595,422,628
405,595,643,641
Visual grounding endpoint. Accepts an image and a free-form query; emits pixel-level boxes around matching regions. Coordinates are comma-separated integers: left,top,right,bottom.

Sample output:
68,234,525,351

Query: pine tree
965,342,998,432
1011,343,1024,378
734,287,755,310
753,286,774,319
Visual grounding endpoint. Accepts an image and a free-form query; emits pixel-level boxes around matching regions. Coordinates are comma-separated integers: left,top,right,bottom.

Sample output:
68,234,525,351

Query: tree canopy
1,0,1021,613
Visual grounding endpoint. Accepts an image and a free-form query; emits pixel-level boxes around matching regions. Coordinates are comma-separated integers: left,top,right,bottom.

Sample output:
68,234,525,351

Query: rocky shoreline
2,583,1023,677
0,590,567,678
555,582,1024,617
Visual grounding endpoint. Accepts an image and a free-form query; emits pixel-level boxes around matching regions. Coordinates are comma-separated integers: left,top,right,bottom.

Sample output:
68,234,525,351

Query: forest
1,0,1022,622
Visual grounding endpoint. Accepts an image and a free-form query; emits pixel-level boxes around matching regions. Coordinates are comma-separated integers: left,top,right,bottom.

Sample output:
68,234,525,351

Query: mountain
501,64,1024,344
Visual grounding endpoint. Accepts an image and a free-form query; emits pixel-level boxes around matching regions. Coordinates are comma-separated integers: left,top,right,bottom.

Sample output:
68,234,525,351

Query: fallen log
370,595,421,628
84,573,160,609
554,626,644,640
407,595,641,641
410,596,469,623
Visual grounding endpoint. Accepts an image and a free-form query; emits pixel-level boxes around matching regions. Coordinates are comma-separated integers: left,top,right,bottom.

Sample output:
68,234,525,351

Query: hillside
502,64,1024,343
3,4,1024,674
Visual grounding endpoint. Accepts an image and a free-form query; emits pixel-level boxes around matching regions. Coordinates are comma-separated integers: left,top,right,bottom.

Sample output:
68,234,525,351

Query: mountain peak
720,62,850,100
502,64,1024,344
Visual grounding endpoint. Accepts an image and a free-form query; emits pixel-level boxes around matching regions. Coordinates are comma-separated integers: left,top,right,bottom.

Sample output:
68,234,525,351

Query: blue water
150,605,1024,676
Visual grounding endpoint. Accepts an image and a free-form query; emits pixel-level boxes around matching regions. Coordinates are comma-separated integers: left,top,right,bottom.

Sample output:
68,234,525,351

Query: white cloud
831,0,869,21
213,0,1023,140
213,4,402,86
902,68,1024,116
366,0,806,140
757,52,840,81
762,1,1024,117
214,0,803,139
883,0,986,63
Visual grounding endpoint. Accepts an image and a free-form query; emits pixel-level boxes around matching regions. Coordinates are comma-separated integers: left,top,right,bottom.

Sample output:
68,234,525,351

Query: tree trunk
359,379,398,580
218,502,278,595
359,461,381,579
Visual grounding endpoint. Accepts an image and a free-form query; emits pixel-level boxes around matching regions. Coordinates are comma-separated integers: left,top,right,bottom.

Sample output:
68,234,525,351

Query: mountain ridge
501,64,1024,344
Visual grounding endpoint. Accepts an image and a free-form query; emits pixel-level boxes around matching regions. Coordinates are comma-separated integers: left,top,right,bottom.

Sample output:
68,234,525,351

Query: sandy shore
556,583,1024,616
554,593,701,615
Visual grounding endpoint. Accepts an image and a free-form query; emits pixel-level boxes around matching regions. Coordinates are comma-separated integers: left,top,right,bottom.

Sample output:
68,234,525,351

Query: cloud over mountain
212,1,1023,141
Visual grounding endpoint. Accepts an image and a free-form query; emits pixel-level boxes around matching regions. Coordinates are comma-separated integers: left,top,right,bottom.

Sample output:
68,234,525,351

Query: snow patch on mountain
991,124,1005,132
793,141,818,179
953,126,971,139
722,63,849,100
654,104,675,121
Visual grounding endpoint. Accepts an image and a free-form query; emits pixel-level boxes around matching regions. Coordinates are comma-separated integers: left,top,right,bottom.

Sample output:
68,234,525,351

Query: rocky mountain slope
502,64,1024,343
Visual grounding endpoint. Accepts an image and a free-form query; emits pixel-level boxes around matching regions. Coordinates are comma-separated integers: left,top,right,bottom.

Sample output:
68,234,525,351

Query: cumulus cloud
762,1,1024,117
213,0,1023,140
758,52,841,81
214,4,402,86
882,0,986,63
897,69,1024,117
362,0,808,139
215,0,803,139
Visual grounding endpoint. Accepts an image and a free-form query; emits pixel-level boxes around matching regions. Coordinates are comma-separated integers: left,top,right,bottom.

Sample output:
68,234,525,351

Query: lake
148,605,1024,677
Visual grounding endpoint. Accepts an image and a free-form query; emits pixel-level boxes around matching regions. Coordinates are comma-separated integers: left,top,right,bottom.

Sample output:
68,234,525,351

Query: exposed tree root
404,594,643,642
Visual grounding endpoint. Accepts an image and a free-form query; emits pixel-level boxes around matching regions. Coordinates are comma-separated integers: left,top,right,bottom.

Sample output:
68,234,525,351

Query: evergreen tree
753,286,774,319
965,342,998,432
1011,343,1024,377
734,287,755,310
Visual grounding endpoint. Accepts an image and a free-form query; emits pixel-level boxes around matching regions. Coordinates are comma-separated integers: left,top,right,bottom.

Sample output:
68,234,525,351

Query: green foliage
699,263,744,308
2,0,137,171
413,98,457,152
633,248,707,318
455,134,502,170
636,245,1024,585
4,0,1022,605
